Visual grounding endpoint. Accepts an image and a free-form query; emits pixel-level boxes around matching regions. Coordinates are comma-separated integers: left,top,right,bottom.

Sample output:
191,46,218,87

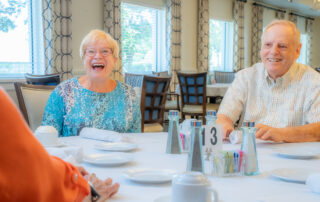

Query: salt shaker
187,120,204,173
240,121,259,176
166,110,182,154
206,110,217,125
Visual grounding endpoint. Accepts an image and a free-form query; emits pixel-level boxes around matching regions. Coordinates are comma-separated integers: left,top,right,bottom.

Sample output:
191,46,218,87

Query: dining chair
177,72,219,124
124,73,144,88
25,73,61,86
14,82,55,131
140,75,171,132
214,71,235,83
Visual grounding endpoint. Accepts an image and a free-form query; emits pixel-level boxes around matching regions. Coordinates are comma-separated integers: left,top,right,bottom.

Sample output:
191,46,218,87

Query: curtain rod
252,2,286,13
289,12,314,21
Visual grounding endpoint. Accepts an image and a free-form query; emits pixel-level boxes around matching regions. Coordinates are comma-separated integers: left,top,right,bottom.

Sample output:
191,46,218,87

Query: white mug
34,126,59,147
172,172,218,202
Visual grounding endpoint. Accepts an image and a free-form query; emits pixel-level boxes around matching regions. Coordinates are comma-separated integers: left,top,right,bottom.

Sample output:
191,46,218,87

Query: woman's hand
86,173,120,201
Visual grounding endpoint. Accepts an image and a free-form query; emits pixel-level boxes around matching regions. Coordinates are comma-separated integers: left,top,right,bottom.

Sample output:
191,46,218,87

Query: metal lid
191,120,202,127
206,110,217,116
169,110,179,116
242,121,255,127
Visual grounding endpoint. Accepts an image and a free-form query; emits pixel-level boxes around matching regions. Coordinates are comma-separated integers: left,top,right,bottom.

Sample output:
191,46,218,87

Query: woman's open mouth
92,63,105,70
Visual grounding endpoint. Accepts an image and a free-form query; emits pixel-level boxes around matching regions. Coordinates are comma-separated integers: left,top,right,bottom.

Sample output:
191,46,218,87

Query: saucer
274,147,319,159
270,168,319,184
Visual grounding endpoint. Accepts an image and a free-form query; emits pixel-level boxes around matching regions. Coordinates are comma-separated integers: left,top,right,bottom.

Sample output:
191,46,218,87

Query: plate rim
274,148,319,159
83,153,133,166
94,142,138,151
270,168,318,184
124,168,176,183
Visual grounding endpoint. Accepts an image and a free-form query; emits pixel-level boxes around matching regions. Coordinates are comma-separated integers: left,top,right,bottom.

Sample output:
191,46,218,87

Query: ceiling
257,0,320,17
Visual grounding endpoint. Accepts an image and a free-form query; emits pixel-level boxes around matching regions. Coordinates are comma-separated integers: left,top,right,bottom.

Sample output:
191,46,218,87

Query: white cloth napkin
306,173,320,194
79,127,126,142
46,146,83,164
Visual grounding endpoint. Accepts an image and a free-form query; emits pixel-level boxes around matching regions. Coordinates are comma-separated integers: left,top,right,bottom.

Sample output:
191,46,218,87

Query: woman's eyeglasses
85,48,113,57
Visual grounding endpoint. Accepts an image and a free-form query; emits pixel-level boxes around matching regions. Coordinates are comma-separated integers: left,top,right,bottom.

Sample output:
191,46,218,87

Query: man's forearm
282,122,320,142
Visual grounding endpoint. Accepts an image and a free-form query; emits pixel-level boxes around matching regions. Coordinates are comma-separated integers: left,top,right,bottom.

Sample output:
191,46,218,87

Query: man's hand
216,114,234,140
255,124,285,142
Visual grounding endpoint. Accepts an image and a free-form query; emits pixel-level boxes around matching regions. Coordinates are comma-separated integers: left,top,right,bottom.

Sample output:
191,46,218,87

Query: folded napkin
46,146,83,165
79,127,127,142
306,173,320,194
229,130,242,144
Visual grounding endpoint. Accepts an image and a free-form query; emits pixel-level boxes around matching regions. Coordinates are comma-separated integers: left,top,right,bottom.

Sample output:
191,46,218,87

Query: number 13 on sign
202,124,223,152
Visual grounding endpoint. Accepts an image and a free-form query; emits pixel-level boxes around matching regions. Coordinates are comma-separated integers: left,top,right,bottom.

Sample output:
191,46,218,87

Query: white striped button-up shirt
218,62,320,128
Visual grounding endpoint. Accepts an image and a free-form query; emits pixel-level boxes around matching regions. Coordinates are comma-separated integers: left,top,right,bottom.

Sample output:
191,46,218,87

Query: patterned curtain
233,0,245,71
275,11,285,19
306,19,314,66
288,13,297,25
197,0,209,73
42,0,72,80
251,4,263,65
104,0,123,81
166,0,181,93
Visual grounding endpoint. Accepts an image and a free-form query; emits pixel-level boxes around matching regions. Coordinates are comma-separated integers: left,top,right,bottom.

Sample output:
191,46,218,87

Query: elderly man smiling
217,20,320,143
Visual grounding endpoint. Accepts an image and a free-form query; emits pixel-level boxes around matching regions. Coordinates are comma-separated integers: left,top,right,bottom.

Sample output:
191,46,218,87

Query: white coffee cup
172,172,218,202
34,126,59,147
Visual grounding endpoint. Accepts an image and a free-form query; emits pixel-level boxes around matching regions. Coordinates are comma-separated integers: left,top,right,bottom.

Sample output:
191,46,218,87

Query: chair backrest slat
140,75,171,132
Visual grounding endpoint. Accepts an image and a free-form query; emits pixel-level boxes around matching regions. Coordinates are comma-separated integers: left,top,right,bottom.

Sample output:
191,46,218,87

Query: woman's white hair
261,20,301,47
79,29,119,59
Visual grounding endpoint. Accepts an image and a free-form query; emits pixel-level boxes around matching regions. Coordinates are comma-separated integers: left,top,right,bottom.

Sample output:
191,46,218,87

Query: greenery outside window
0,0,44,78
209,19,234,72
121,2,167,74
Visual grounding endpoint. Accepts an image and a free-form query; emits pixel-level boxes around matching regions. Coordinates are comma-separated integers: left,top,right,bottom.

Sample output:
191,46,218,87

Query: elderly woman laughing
42,29,141,137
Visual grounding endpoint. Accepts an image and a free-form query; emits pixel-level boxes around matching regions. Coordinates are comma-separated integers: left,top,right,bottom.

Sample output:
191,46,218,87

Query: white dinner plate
124,168,176,184
270,168,319,184
94,142,138,152
154,195,171,202
83,153,133,166
274,147,320,159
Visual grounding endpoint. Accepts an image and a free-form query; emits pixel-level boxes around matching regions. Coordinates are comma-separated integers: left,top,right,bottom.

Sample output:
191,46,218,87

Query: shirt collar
264,62,298,86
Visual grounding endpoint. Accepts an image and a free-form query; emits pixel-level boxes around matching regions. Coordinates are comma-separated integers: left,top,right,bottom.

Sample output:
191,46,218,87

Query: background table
60,133,320,202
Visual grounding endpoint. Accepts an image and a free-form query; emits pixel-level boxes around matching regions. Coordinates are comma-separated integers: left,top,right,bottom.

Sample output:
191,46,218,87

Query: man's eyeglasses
85,48,113,57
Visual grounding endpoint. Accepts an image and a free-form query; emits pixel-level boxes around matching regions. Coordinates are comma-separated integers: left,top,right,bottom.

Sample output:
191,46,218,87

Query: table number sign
202,124,222,153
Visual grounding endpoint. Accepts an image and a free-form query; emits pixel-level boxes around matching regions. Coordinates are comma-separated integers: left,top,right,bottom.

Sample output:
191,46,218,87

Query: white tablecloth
59,133,320,202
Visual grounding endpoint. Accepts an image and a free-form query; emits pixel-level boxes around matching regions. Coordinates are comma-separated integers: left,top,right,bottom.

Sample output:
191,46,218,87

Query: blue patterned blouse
42,78,141,137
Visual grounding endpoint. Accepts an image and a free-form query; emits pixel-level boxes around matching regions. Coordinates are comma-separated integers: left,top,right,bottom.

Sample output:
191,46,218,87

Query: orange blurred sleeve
0,88,90,202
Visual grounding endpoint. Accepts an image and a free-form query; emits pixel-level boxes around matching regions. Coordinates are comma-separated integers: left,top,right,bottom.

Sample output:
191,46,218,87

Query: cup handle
207,188,219,202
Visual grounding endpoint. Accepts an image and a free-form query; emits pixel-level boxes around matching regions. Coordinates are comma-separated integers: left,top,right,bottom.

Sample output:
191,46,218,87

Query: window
0,0,30,77
296,33,307,65
0,0,43,78
209,19,234,72
121,2,166,74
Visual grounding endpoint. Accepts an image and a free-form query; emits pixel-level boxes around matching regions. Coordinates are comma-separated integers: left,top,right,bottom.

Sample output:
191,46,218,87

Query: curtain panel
197,0,209,73
275,11,285,19
288,13,297,25
233,0,245,71
42,0,73,80
251,4,263,66
166,0,181,93
306,18,314,67
104,0,123,81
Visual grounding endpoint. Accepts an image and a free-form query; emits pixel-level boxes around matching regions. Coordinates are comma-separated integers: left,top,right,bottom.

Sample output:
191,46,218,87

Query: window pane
297,34,307,65
209,19,233,72
121,3,166,74
0,0,31,77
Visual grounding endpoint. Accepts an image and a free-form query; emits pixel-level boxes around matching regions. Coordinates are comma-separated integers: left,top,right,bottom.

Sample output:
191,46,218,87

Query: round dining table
59,132,320,202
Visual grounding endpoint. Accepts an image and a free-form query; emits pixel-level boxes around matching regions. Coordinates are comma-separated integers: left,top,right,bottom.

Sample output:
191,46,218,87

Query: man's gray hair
261,20,301,47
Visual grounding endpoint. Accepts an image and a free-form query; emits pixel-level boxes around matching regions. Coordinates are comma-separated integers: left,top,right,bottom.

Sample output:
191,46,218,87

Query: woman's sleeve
42,89,65,136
